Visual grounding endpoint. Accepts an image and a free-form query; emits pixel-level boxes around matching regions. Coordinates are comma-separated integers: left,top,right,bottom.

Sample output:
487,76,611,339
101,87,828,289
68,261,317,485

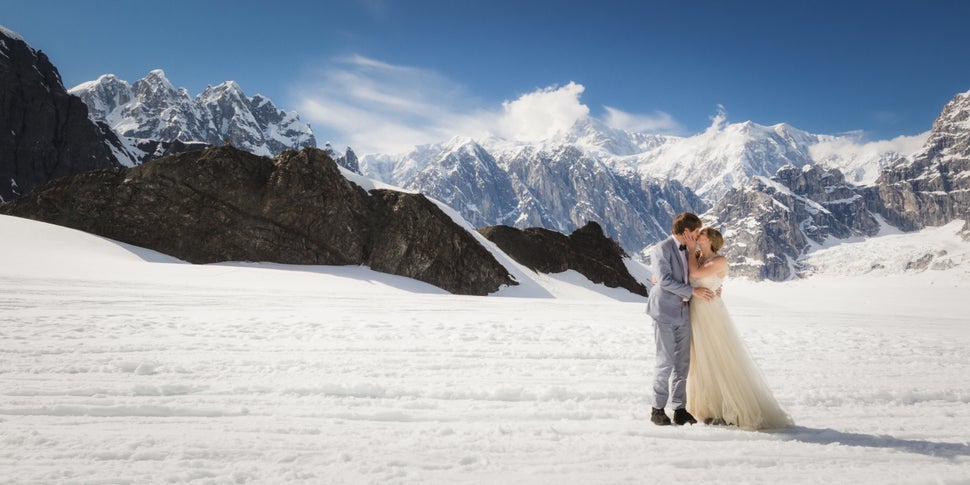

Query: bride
684,227,794,430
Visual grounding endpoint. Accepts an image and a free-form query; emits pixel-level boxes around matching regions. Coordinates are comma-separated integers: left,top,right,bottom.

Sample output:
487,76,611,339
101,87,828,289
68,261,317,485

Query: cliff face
707,165,880,281
0,146,516,296
868,90,970,231
0,28,122,202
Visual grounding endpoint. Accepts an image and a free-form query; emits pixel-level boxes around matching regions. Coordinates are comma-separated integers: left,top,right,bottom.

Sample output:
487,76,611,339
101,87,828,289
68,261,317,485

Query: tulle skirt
687,296,793,430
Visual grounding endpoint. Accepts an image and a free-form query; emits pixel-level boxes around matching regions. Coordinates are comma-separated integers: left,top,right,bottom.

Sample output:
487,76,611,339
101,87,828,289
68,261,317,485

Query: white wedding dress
687,273,794,430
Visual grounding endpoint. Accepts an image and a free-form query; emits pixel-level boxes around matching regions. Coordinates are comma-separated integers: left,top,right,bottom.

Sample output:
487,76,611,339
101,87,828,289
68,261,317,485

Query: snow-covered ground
1,214,968,484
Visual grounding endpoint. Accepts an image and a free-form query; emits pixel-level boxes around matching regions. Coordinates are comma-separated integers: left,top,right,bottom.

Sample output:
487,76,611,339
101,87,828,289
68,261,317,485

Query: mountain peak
444,135,478,150
73,71,317,158
133,70,177,98
144,69,172,86
213,80,243,94
0,24,25,42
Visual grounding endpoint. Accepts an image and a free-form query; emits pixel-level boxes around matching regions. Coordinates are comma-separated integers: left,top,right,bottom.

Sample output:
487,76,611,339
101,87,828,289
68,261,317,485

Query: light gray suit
645,236,694,410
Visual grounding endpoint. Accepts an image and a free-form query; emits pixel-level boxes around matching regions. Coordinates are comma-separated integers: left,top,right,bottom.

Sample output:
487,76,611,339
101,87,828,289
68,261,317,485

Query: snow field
1,215,968,483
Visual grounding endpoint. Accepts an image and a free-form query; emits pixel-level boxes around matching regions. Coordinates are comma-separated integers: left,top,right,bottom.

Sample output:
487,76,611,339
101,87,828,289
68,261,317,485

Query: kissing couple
645,212,793,430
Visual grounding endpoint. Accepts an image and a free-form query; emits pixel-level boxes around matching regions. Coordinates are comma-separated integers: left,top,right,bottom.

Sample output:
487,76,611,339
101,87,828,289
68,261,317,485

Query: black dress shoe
673,408,697,425
651,407,671,426
704,417,727,426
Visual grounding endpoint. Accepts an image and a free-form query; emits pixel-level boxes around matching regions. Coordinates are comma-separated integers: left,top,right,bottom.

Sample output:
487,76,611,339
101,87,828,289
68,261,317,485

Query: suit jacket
645,236,694,325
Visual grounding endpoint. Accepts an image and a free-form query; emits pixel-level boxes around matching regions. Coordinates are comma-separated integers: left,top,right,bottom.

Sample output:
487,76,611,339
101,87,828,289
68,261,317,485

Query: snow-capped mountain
630,119,823,201
361,133,706,251
359,115,913,255
371,88,968,281
70,70,316,158
683,89,970,281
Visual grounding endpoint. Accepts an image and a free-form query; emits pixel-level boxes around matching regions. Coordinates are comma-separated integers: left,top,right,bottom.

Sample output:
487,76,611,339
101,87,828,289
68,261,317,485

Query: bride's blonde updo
701,227,724,254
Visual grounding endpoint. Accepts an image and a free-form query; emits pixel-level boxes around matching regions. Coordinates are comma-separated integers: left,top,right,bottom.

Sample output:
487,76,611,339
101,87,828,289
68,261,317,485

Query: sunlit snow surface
1,215,968,483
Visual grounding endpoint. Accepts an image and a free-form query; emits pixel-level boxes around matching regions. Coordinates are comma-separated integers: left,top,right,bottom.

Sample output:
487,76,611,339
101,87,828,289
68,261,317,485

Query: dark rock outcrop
0,146,516,295
0,28,123,202
134,139,210,163
478,221,647,296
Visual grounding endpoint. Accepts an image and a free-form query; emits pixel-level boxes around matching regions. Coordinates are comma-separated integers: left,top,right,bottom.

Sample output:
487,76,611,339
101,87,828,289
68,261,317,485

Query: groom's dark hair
672,212,702,235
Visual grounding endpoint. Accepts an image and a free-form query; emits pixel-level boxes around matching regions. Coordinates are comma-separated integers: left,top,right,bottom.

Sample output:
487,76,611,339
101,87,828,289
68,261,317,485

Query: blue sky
4,0,970,154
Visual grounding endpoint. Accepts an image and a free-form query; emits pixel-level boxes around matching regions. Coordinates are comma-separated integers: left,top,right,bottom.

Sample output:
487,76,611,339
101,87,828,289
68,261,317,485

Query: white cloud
707,104,729,133
602,106,683,134
808,131,929,184
809,132,928,161
293,56,681,155
495,82,589,142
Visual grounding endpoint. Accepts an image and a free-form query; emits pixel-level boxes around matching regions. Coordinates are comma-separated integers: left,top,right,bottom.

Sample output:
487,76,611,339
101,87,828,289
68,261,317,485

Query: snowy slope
1,214,968,483
803,219,970,277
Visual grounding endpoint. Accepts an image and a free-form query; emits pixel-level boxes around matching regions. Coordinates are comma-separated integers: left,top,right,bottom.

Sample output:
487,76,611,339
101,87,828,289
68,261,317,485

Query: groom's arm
654,247,693,300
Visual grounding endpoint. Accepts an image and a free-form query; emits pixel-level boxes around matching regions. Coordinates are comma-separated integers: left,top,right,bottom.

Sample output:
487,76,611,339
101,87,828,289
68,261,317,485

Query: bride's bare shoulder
711,255,729,274
710,255,729,267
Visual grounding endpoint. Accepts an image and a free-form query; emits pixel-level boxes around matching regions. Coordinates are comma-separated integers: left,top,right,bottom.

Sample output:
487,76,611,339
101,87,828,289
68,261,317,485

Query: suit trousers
652,316,691,409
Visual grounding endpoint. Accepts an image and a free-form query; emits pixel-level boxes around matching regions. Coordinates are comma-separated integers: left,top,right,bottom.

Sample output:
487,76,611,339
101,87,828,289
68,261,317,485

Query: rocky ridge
868,90,970,232
478,221,648,296
0,146,516,296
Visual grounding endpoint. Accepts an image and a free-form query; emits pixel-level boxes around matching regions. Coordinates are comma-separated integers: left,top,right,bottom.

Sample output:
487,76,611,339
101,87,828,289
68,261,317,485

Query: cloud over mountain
295,56,683,155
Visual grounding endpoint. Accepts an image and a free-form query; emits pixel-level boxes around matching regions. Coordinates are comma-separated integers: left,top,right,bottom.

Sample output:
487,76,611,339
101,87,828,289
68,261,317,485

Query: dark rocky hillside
0,28,122,202
478,221,647,296
0,146,516,295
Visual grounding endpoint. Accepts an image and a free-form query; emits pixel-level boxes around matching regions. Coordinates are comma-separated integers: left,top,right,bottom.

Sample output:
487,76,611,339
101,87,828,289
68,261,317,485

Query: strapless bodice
689,274,724,290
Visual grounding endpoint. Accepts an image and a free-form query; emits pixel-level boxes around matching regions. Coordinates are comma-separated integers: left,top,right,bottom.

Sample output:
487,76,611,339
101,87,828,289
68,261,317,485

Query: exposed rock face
323,143,360,173
366,136,708,252
707,165,880,280
0,146,516,295
0,28,123,202
478,221,647,296
868,90,970,231
135,139,210,161
496,144,708,250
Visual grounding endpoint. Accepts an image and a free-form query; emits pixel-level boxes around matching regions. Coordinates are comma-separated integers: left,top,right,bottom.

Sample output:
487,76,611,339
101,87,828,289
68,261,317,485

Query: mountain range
2,24,967,283
357,96,969,280
69,70,316,162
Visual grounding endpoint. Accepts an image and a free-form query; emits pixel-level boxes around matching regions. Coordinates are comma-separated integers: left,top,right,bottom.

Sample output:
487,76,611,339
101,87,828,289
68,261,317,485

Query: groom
646,212,714,426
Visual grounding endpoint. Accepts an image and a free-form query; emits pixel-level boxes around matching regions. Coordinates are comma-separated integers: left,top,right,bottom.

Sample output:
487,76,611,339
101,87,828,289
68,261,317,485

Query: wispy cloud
293,56,682,155
293,55,493,154
602,106,683,134
809,132,929,161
